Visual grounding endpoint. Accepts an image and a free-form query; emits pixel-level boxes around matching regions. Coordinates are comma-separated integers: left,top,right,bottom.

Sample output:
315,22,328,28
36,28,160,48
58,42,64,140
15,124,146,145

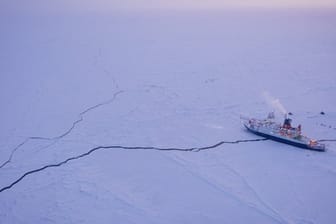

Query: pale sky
2,0,336,13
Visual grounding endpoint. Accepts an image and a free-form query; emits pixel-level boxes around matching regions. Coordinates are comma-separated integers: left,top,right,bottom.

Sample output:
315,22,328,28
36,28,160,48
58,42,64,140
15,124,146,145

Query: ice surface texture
0,9,336,224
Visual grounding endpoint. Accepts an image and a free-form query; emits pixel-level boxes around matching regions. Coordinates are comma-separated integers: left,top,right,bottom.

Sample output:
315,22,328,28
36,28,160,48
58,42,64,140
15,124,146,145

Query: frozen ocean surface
0,9,336,224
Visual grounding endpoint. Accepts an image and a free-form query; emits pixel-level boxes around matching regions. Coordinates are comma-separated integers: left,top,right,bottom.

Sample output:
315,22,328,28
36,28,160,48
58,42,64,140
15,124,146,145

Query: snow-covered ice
0,9,336,224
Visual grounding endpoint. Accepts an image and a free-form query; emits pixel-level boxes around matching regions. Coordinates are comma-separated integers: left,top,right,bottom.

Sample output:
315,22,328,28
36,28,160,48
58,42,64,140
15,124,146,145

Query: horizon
2,0,336,15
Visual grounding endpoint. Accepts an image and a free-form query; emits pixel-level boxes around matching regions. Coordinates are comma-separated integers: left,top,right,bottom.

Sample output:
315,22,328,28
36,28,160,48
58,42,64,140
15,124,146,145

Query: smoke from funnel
262,91,287,116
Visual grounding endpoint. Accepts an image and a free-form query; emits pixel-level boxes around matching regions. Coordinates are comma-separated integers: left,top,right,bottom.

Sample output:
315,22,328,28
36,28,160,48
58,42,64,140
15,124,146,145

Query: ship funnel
283,116,292,128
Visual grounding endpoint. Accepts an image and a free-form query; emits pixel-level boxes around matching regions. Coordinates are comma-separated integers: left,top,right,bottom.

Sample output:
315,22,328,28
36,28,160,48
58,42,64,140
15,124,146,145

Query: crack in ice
0,91,123,169
317,139,336,142
0,138,268,193
165,155,288,224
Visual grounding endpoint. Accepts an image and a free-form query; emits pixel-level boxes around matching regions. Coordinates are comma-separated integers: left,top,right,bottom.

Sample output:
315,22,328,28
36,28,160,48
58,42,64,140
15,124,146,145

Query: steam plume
262,91,287,115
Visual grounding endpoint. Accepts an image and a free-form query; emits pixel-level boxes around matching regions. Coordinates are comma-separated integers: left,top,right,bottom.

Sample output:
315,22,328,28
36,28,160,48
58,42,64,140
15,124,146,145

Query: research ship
242,113,326,151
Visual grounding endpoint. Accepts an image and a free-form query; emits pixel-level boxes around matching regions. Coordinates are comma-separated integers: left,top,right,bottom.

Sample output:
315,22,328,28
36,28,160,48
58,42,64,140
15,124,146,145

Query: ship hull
244,124,325,151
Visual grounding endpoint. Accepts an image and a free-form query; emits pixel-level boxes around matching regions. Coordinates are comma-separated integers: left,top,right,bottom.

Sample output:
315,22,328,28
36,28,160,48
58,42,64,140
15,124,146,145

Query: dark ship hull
244,124,324,151
242,116,326,152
